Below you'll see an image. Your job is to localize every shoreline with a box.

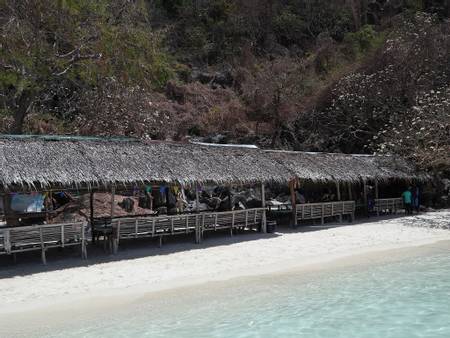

[1,239,449,337]
[0,211,449,333]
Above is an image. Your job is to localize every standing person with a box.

[402,187,413,215]
[413,186,420,213]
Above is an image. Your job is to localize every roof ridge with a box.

[0,134,139,143]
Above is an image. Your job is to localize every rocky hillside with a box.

[1,1,449,172]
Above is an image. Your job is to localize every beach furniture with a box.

[374,198,404,215]
[0,222,87,264]
[110,208,266,252]
[199,208,265,236]
[295,201,355,225]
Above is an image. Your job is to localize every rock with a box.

[118,198,134,213]
[157,206,167,215]
[191,68,234,88]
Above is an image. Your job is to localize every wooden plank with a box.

[289,180,297,226]
[375,181,380,216]
[195,185,200,213]
[363,182,368,215]
[110,186,116,219]
[261,183,267,233]
[90,191,95,243]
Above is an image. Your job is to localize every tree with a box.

[241,57,304,147]
[0,0,172,133]
[374,87,450,171]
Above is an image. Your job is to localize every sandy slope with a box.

[0,211,449,315]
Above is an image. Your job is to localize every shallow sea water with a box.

[24,248,450,338]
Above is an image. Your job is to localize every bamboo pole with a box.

[289,179,297,227]
[2,193,10,226]
[348,182,353,200]
[90,190,95,243]
[195,185,200,213]
[375,180,379,216]
[363,181,368,216]
[195,184,201,244]
[261,182,267,233]
[336,182,342,223]
[110,185,116,219]
[110,185,117,253]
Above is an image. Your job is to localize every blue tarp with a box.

[11,193,45,212]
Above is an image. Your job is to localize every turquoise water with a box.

[26,249,450,337]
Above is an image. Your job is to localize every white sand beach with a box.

[0,211,449,318]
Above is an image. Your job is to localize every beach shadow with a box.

[0,230,280,278]
[1,211,447,278]
[274,212,417,234]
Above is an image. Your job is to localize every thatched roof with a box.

[264,151,422,183]
[0,135,423,190]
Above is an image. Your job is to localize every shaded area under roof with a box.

[0,136,424,190]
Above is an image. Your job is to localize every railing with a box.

[295,201,355,225]
[111,208,266,252]
[0,222,87,264]
[374,198,404,215]
[267,203,291,212]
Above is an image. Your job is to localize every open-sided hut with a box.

[0,135,425,263]
[0,135,293,190]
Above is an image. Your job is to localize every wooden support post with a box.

[289,180,297,227]
[261,182,267,233]
[321,204,325,225]
[81,222,87,259]
[375,181,379,216]
[2,193,10,226]
[110,185,116,219]
[348,183,353,200]
[363,181,368,217]
[195,185,200,213]
[45,191,50,224]
[40,227,46,265]
[195,184,201,244]
[336,182,342,223]
[90,191,95,244]
[110,185,116,254]
[165,186,170,213]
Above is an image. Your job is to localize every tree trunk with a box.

[11,94,33,134]
[346,0,361,30]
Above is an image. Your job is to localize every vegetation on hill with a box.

[0,0,449,173]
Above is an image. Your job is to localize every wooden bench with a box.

[200,208,265,238]
[111,214,199,252]
[0,222,87,264]
[374,198,404,215]
[110,208,266,252]
[295,201,355,225]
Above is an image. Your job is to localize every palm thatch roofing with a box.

[264,150,422,183]
[0,135,424,191]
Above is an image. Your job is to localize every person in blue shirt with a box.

[402,187,413,215]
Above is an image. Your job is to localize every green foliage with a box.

[273,10,307,45]
[344,25,384,57]
[1,0,174,132]
[405,0,425,11]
